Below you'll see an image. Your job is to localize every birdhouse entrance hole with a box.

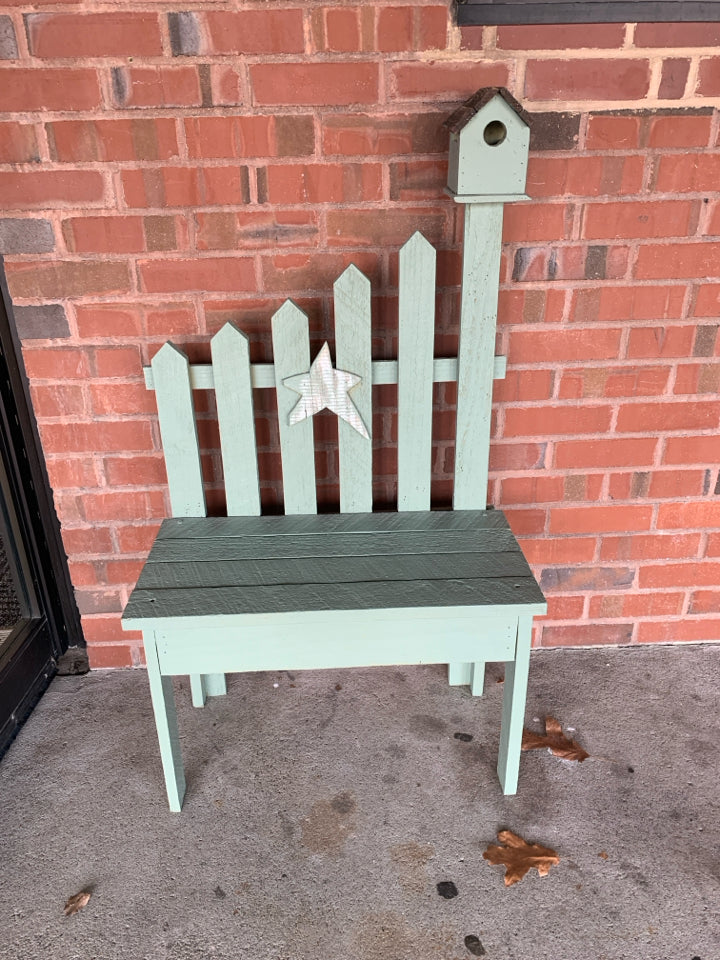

[483,120,507,146]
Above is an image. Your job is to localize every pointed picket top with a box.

[400,229,435,259]
[151,340,205,517]
[211,322,260,517]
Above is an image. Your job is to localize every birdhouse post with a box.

[444,88,531,511]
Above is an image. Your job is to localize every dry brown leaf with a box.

[521,716,589,762]
[63,891,91,916]
[483,830,559,886]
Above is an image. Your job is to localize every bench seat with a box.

[123,508,545,809]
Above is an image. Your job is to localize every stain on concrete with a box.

[301,791,357,855]
[389,842,434,893]
[408,714,447,742]
[354,912,464,960]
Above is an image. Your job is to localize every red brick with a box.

[573,285,686,323]
[27,12,161,57]
[493,369,554,402]
[626,325,694,359]
[121,167,249,208]
[46,457,97,489]
[504,508,547,536]
[673,362,720,395]
[488,442,546,471]
[377,6,412,51]
[689,590,720,614]
[657,502,720,530]
[497,289,566,326]
[30,383,85,418]
[265,163,382,204]
[499,476,565,504]
[542,623,633,646]
[48,119,179,163]
[144,304,198,337]
[185,115,314,159]
[663,435,720,465]
[658,59,691,100]
[75,305,142,339]
[583,200,695,240]
[7,261,129,300]
[252,62,378,106]
[204,9,304,54]
[22,347,90,380]
[103,455,166,487]
[519,537,596,565]
[83,490,165,523]
[115,67,201,109]
[139,257,256,294]
[498,23,624,49]
[92,346,142,378]
[694,284,720,317]
[559,366,670,399]
[697,58,720,97]
[504,404,611,438]
[635,22,720,45]
[322,112,448,157]
[115,523,161,554]
[90,383,156,417]
[550,505,652,535]
[527,156,644,198]
[63,217,145,255]
[555,437,657,469]
[655,154,720,193]
[600,533,700,561]
[640,561,720,588]
[0,68,101,112]
[585,115,640,150]
[636,243,720,280]
[648,115,711,148]
[617,400,719,433]
[637,618,720,644]
[392,61,508,99]
[0,123,39,163]
[87,644,134,669]
[0,171,105,209]
[525,59,650,101]
[197,210,319,251]
[40,421,152,456]
[388,159,447,201]
[418,6,448,49]
[508,328,621,364]
[591,592,683,618]
[503,203,569,243]
[321,7,362,52]
[543,596,585,620]
[648,470,706,498]
[540,565,635,592]
[261,251,379,294]
[326,208,447,247]
[82,616,140,645]
[62,526,113,556]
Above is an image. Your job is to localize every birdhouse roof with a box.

[443,87,532,135]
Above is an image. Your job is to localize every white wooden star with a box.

[283,341,370,439]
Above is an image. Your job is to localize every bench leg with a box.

[497,615,533,796]
[190,672,227,707]
[448,661,485,695]
[145,633,186,812]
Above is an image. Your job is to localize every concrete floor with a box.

[1,644,718,960]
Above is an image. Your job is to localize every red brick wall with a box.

[1,2,719,666]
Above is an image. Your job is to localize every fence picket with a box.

[272,301,317,515]
[151,342,205,517]
[334,265,372,513]
[211,322,260,517]
[398,231,436,511]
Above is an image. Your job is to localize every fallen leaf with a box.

[598,850,609,860]
[63,891,91,916]
[522,716,589,762]
[483,830,559,886]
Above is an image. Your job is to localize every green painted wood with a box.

[453,202,504,511]
[398,232,436,512]
[334,265,372,513]
[205,672,227,696]
[144,356,506,391]
[151,342,205,518]
[211,323,260,517]
[135,550,534,591]
[448,662,473,685]
[190,673,207,707]
[154,508,512,540]
[471,662,485,696]
[497,614,533,795]
[143,632,185,811]
[153,616,516,675]
[271,301,316,515]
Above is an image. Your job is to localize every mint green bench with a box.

[122,228,546,811]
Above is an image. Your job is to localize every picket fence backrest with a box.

[145,229,506,520]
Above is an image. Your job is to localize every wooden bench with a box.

[122,230,546,811]
[122,89,546,811]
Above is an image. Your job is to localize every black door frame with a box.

[0,258,83,756]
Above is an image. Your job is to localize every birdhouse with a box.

[445,87,531,202]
